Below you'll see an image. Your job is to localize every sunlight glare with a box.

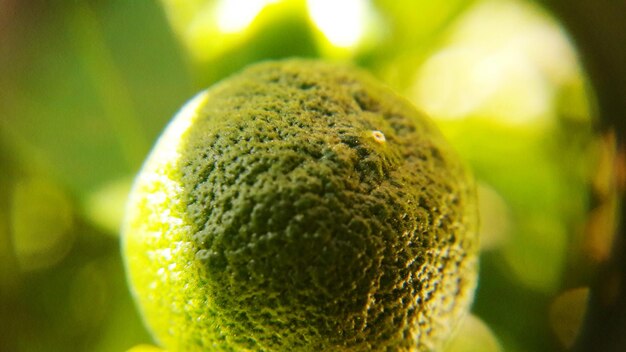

[307,0,368,48]
[412,0,579,126]
[215,0,278,33]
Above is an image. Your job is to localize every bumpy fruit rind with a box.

[123,59,479,351]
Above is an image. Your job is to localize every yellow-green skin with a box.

[122,59,478,351]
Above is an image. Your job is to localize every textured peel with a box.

[123,59,479,351]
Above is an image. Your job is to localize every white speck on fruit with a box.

[371,130,386,143]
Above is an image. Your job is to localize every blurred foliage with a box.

[0,1,188,351]
[0,0,615,351]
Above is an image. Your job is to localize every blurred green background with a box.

[0,0,620,351]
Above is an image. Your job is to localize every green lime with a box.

[122,59,478,351]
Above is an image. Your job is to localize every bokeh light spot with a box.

[84,177,133,236]
[549,287,590,349]
[477,183,511,251]
[10,178,74,271]
[307,0,369,48]
[444,314,502,352]
[411,0,580,126]
[216,0,278,33]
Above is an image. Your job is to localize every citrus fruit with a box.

[122,59,479,351]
